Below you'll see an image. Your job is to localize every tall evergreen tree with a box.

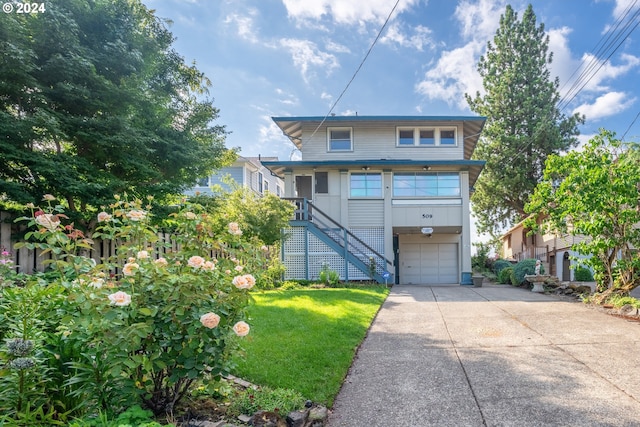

[0,0,234,220]
[466,4,583,235]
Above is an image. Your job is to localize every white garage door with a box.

[400,243,458,284]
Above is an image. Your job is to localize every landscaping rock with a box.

[619,304,639,317]
[286,409,308,427]
[250,410,287,427]
[307,406,328,424]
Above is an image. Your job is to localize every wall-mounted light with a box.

[421,227,433,235]
[423,166,431,171]
[362,166,370,171]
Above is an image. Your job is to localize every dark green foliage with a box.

[466,4,583,234]
[511,259,544,286]
[498,267,514,284]
[0,0,233,224]
[574,266,594,282]
[493,259,512,275]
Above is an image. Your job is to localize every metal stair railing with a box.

[286,198,393,282]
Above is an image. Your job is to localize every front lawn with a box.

[231,286,389,406]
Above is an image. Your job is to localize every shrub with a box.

[493,259,512,275]
[607,295,640,309]
[318,263,340,287]
[574,266,594,282]
[498,267,513,284]
[511,259,544,286]
[5,196,262,419]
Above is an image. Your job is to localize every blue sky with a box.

[142,0,640,162]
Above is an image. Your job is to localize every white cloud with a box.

[279,38,340,83]
[414,0,508,109]
[571,53,640,93]
[380,23,435,51]
[455,0,508,41]
[281,0,418,26]
[325,40,351,54]
[224,9,260,43]
[415,41,485,110]
[254,116,300,160]
[612,0,638,19]
[573,91,636,120]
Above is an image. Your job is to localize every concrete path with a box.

[327,284,640,427]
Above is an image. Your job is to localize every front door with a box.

[295,176,313,219]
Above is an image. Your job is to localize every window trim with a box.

[327,127,353,152]
[395,126,458,147]
[392,172,461,198]
[349,172,383,199]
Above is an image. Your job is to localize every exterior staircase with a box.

[286,198,394,284]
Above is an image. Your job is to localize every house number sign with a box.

[422,213,433,219]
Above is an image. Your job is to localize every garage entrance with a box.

[400,242,458,284]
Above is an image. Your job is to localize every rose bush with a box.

[2,195,263,421]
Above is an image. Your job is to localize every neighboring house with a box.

[262,115,486,285]
[184,156,283,197]
[500,218,590,281]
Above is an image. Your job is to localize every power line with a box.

[558,0,640,112]
[622,110,640,140]
[289,0,401,158]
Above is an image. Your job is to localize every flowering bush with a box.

[2,195,262,419]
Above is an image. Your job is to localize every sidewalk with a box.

[327,284,640,427]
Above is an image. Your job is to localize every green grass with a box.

[231,286,389,406]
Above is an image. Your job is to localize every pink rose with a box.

[137,250,150,259]
[155,257,168,267]
[228,222,242,236]
[200,312,221,329]
[233,274,255,290]
[97,211,112,222]
[233,321,250,337]
[108,291,131,306]
[187,256,205,269]
[122,262,139,276]
[126,209,147,221]
[202,261,216,271]
[35,213,60,231]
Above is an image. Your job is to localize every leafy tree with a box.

[466,4,583,235]
[209,185,295,246]
[525,130,640,299]
[0,0,234,224]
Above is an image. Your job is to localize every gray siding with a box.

[300,121,465,161]
[348,200,384,226]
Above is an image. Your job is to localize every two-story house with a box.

[184,156,283,197]
[500,217,591,282]
[262,115,486,285]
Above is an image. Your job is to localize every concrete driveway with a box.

[327,284,640,427]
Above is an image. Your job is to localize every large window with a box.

[396,127,457,146]
[350,173,382,198]
[328,127,352,151]
[393,172,460,197]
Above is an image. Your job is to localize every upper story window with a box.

[197,176,210,186]
[350,172,382,198]
[393,172,460,197]
[258,172,264,193]
[396,127,457,147]
[328,127,353,151]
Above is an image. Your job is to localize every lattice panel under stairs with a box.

[282,226,385,281]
